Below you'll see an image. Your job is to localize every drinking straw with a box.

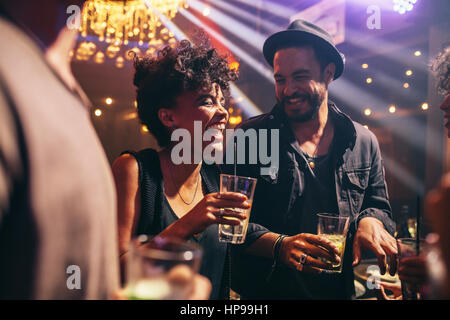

[234,141,237,176]
[416,195,421,255]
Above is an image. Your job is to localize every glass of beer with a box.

[218,174,257,244]
[125,235,203,300]
[317,214,350,273]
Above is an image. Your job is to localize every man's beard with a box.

[279,79,327,123]
[281,93,321,123]
[280,89,325,123]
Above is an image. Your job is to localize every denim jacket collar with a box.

[269,100,357,154]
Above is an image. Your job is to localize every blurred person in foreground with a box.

[377,45,450,300]
[0,0,211,299]
[0,0,118,299]
[112,36,248,299]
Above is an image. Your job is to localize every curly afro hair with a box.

[133,35,238,147]
[431,45,450,96]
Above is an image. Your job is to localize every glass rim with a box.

[220,173,258,183]
[397,238,427,243]
[131,235,203,262]
[317,213,350,221]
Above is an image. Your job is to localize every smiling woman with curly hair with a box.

[133,37,237,147]
[111,35,247,299]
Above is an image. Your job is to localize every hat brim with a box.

[263,29,344,80]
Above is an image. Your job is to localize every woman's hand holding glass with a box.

[179,192,250,236]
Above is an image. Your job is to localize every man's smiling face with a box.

[273,46,329,123]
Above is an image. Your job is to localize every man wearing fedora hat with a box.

[226,20,397,299]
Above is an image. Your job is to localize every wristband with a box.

[272,234,286,262]
[266,234,287,283]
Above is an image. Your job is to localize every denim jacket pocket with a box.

[344,167,371,191]
[344,167,371,214]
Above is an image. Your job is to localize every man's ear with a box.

[323,63,336,85]
[158,108,175,128]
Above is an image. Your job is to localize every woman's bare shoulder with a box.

[112,153,139,184]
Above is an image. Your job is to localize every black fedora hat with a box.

[263,19,345,79]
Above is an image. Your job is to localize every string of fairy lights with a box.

[358,49,429,130]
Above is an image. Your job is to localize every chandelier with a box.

[392,0,418,14]
[73,0,188,67]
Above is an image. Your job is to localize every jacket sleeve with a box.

[356,132,396,235]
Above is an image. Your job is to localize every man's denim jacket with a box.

[223,102,396,298]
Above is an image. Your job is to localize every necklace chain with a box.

[303,141,320,169]
[303,124,331,169]
[168,165,200,205]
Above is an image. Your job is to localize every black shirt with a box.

[125,149,229,300]
[293,149,339,235]
[159,183,228,300]
[286,138,348,299]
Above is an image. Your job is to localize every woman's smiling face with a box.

[163,83,229,159]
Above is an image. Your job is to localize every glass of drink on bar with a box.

[218,174,257,244]
[397,238,429,300]
[317,214,350,273]
[125,235,203,300]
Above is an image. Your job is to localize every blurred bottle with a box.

[395,205,412,238]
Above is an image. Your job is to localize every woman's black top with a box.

[123,148,229,300]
